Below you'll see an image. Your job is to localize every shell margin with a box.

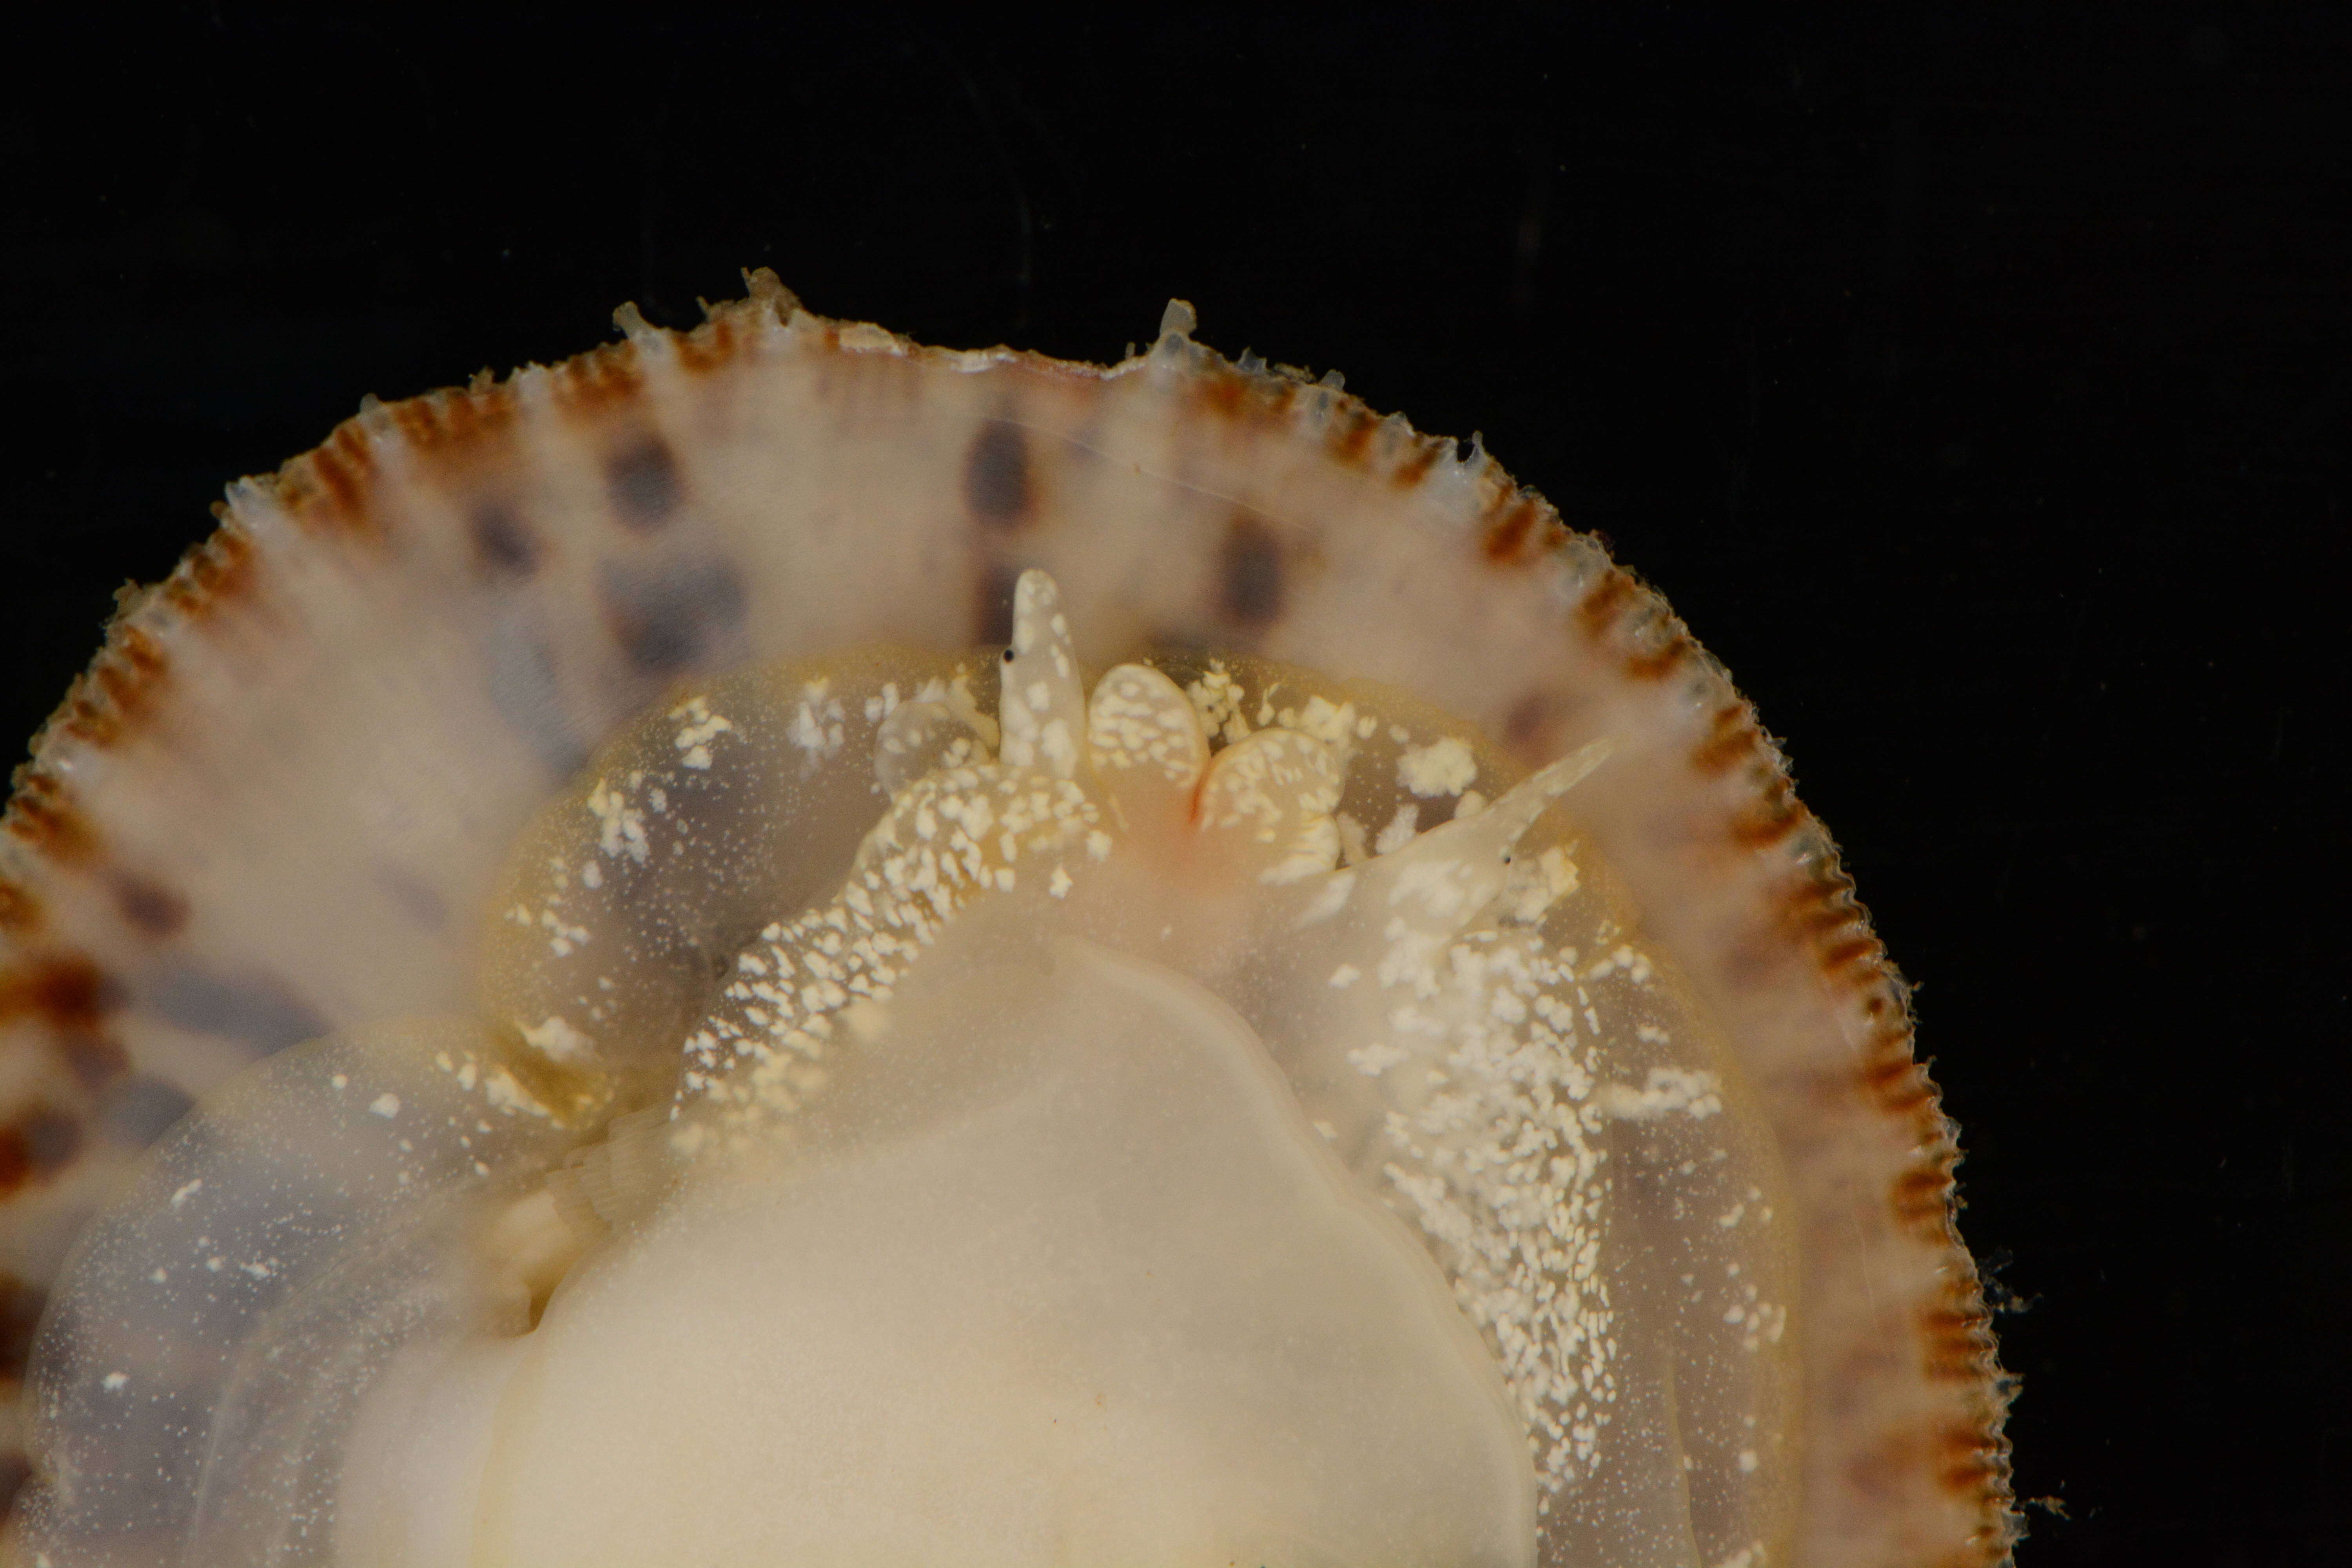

[0,269,2017,1563]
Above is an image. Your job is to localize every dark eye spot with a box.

[964,422,1032,530]
[606,435,682,530]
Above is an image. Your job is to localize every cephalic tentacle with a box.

[995,570,1087,779]
[1314,739,1615,954]
[675,572,1110,1150]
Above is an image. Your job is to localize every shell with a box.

[0,274,2012,1565]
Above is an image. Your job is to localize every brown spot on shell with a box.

[1191,365,1250,422]
[1219,514,1286,629]
[145,969,326,1056]
[1195,359,1308,425]
[60,1031,129,1091]
[277,421,379,533]
[1728,783,1806,848]
[0,1108,81,1196]
[1762,835,1965,1192]
[1891,1149,1963,1244]
[97,1074,194,1147]
[1931,1415,2013,1507]
[674,309,746,375]
[1816,930,1880,979]
[469,501,541,579]
[597,559,747,675]
[1920,1279,2000,1384]
[1388,436,1444,488]
[2,774,98,866]
[1324,402,1377,465]
[0,1453,27,1518]
[550,339,648,413]
[1561,559,1693,681]
[1575,568,1637,642]
[113,876,190,940]
[1621,630,1694,682]
[1779,869,1863,946]
[0,1272,42,1385]
[606,434,683,530]
[964,422,1034,531]
[159,524,258,622]
[1501,693,1560,760]
[1482,497,1543,566]
[312,430,369,516]
[1691,704,1763,776]
[0,956,125,1089]
[1849,1416,2009,1514]
[0,882,35,937]
[53,627,170,748]
[1859,1023,1938,1118]
[388,381,521,457]
[1847,1420,2013,1568]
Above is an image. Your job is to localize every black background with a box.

[2,8,2345,1564]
